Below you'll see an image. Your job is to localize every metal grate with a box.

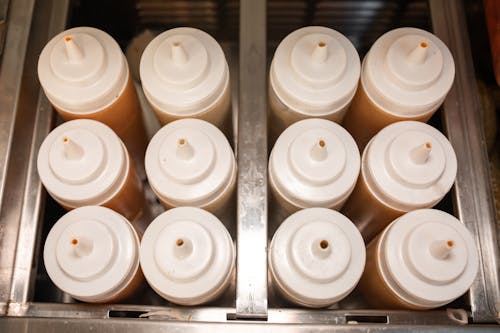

[268,0,430,55]
[70,0,429,51]
[135,0,239,40]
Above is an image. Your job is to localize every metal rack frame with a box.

[0,0,498,330]
[429,0,500,323]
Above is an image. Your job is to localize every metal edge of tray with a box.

[0,302,462,324]
[429,0,500,324]
[0,301,483,326]
[3,317,498,333]
[1,316,500,332]
[7,0,70,315]
[0,0,498,330]
[235,0,268,319]
[0,0,39,316]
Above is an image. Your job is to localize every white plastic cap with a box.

[364,121,457,211]
[269,208,366,307]
[269,119,360,210]
[145,118,236,208]
[363,27,455,117]
[37,119,128,208]
[140,207,235,305]
[43,206,141,302]
[140,27,229,116]
[270,26,360,116]
[378,209,479,308]
[38,27,128,113]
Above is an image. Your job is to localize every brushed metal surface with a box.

[1,316,499,332]
[0,0,36,316]
[235,0,268,319]
[6,0,70,315]
[6,302,473,325]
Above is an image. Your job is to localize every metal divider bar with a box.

[429,0,500,324]
[0,0,37,316]
[7,0,70,315]
[236,0,268,319]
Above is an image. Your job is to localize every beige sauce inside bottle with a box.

[341,171,405,242]
[358,234,426,310]
[342,80,431,150]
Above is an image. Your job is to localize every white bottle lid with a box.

[37,27,128,113]
[43,206,141,303]
[363,27,455,117]
[140,27,229,116]
[270,26,360,116]
[140,207,235,305]
[269,119,360,210]
[37,119,128,208]
[145,118,236,208]
[378,209,479,308]
[364,121,457,211]
[269,208,365,307]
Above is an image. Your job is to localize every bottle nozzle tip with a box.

[410,142,432,164]
[174,238,193,259]
[171,42,188,65]
[310,138,328,161]
[311,239,332,258]
[176,138,194,160]
[312,41,328,63]
[71,236,93,257]
[64,35,84,64]
[63,137,84,160]
[430,239,454,260]
[407,41,429,65]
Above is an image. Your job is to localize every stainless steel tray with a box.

[0,0,498,331]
